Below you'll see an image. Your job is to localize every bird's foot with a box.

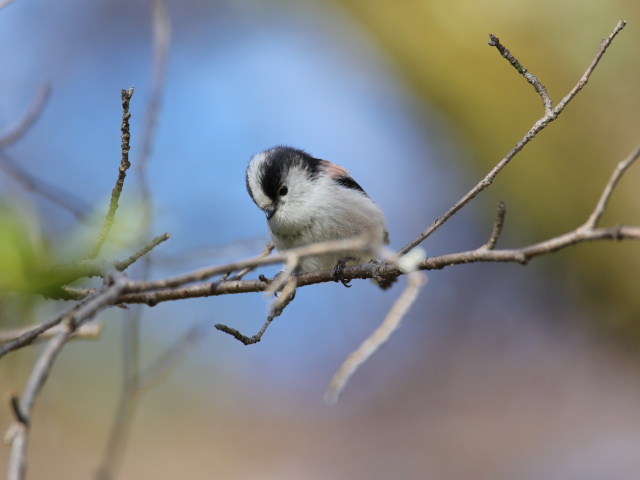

[333,256,357,288]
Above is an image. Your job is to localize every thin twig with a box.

[397,20,627,257]
[30,234,171,301]
[0,322,103,344]
[215,275,298,345]
[113,233,170,271]
[0,152,89,220]
[488,34,552,113]
[137,322,212,392]
[0,84,51,147]
[582,142,640,230]
[264,256,299,297]
[85,88,134,259]
[268,276,297,318]
[555,20,627,113]
[324,271,427,405]
[227,242,275,280]
[0,290,102,359]
[215,316,275,345]
[95,306,139,480]
[136,0,171,197]
[482,201,507,250]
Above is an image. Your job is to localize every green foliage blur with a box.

[0,201,51,293]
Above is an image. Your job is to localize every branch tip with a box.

[9,390,28,426]
[214,324,261,345]
[483,201,507,250]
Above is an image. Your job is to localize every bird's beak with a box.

[265,206,276,220]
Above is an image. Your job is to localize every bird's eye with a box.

[278,186,288,196]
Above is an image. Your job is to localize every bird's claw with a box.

[333,256,357,288]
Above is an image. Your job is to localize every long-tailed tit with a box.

[246,146,391,287]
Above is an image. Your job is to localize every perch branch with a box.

[117,225,640,306]
[127,236,376,293]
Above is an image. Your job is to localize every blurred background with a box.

[1,0,640,479]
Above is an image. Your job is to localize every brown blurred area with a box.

[4,296,640,480]
[2,1,640,479]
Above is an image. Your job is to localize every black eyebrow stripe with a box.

[335,175,368,196]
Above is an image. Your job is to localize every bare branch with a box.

[85,87,134,260]
[324,271,427,405]
[397,20,627,257]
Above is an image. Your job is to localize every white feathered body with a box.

[246,146,389,273]
[268,173,387,272]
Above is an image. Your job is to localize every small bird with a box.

[246,146,391,286]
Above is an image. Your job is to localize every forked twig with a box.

[215,274,298,345]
